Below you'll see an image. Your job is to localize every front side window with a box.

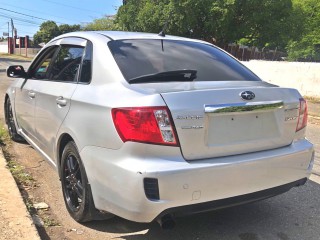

[108,39,261,83]
[49,45,84,82]
[30,46,59,80]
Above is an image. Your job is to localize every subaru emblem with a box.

[240,91,255,101]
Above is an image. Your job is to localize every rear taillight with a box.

[296,98,308,132]
[112,107,179,146]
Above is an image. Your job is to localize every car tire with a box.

[61,141,94,222]
[5,99,25,142]
[61,141,113,222]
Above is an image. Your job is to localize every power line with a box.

[14,21,40,26]
[14,22,41,27]
[0,16,41,26]
[0,2,80,23]
[0,14,41,26]
[0,12,42,24]
[0,7,67,24]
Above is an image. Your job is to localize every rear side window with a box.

[79,41,93,83]
[49,45,84,82]
[108,39,261,83]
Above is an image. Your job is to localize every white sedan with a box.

[4,31,314,229]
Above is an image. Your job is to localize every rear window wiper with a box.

[128,70,197,84]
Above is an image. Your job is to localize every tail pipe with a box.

[157,214,176,230]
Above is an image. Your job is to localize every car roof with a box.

[50,31,209,44]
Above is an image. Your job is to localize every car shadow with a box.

[84,216,153,233]
[81,180,320,239]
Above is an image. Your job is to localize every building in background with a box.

[0,41,8,53]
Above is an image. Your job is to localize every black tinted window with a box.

[30,46,58,80]
[108,40,260,83]
[49,45,84,82]
[79,41,92,83]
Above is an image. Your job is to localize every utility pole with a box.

[10,18,14,54]
[11,19,14,39]
[7,22,9,39]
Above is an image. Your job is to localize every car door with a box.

[34,37,87,163]
[14,45,59,141]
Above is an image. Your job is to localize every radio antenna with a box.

[158,12,172,37]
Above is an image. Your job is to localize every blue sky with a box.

[0,0,122,38]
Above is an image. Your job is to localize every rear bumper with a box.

[80,138,314,223]
[157,177,308,219]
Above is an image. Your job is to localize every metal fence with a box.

[222,44,286,61]
[13,47,41,58]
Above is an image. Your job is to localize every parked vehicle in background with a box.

[4,31,314,229]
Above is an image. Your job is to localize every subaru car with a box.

[4,31,314,228]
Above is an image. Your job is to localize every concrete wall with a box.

[242,60,320,98]
[0,44,8,53]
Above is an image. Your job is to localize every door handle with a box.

[56,96,67,107]
[28,91,35,98]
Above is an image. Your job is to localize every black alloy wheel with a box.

[63,154,83,212]
[61,141,93,222]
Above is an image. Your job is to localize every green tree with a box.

[226,0,293,49]
[33,21,60,44]
[287,0,320,61]
[115,0,293,49]
[82,18,117,31]
[59,24,81,34]
[116,0,234,45]
[33,21,81,44]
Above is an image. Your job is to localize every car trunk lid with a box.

[159,85,300,160]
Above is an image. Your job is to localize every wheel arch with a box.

[57,133,75,178]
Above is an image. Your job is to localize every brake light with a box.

[112,107,179,146]
[296,98,308,132]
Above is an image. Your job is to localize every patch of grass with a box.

[6,156,35,187]
[304,96,320,103]
[0,125,61,231]
[25,197,36,214]
[42,215,61,227]
[0,127,9,145]
[0,127,34,187]
[0,53,33,61]
[1,127,36,207]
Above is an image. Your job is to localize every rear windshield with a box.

[108,39,261,83]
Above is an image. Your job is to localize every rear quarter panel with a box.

[57,82,167,154]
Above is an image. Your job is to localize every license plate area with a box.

[205,111,281,146]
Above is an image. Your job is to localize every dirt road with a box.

[1,59,320,240]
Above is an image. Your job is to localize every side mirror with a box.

[6,65,27,78]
